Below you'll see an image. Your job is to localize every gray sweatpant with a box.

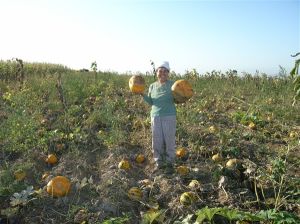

[151,115,176,165]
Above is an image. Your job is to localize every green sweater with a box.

[143,80,176,117]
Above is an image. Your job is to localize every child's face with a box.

[157,67,169,83]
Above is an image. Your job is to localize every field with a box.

[0,61,299,223]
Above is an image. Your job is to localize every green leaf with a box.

[292,75,300,84]
[141,209,166,224]
[195,207,222,223]
[217,208,242,220]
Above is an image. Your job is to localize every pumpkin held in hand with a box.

[47,176,71,197]
[129,75,145,94]
[171,79,193,103]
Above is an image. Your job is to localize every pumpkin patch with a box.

[1,63,299,223]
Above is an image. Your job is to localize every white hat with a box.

[156,61,170,71]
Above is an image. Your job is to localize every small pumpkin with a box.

[40,118,49,125]
[45,154,58,165]
[128,187,143,201]
[171,79,193,103]
[135,154,145,163]
[176,147,187,158]
[14,170,26,181]
[226,158,239,169]
[46,176,71,197]
[129,75,145,94]
[208,125,218,134]
[176,165,189,176]
[118,159,131,170]
[180,192,197,206]
[188,180,201,189]
[289,131,298,138]
[248,122,256,130]
[212,153,222,163]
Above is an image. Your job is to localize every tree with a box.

[91,61,97,73]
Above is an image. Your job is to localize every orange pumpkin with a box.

[176,147,187,158]
[212,153,222,163]
[135,154,145,163]
[46,176,71,197]
[40,118,49,125]
[128,187,143,200]
[129,75,145,94]
[226,158,239,169]
[118,159,131,170]
[171,80,193,103]
[176,165,189,176]
[188,180,201,189]
[248,122,256,130]
[180,192,197,206]
[45,154,58,165]
[14,170,26,181]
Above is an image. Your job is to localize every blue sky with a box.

[0,0,299,75]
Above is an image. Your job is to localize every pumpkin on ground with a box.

[176,147,187,158]
[209,125,218,134]
[14,170,26,181]
[129,75,145,94]
[45,154,58,165]
[180,192,197,206]
[128,187,143,201]
[188,180,201,189]
[118,159,131,170]
[212,153,222,163]
[135,154,145,163]
[226,158,239,169]
[46,176,71,197]
[248,122,256,130]
[176,165,189,176]
[289,131,298,138]
[171,79,193,103]
[40,118,49,126]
